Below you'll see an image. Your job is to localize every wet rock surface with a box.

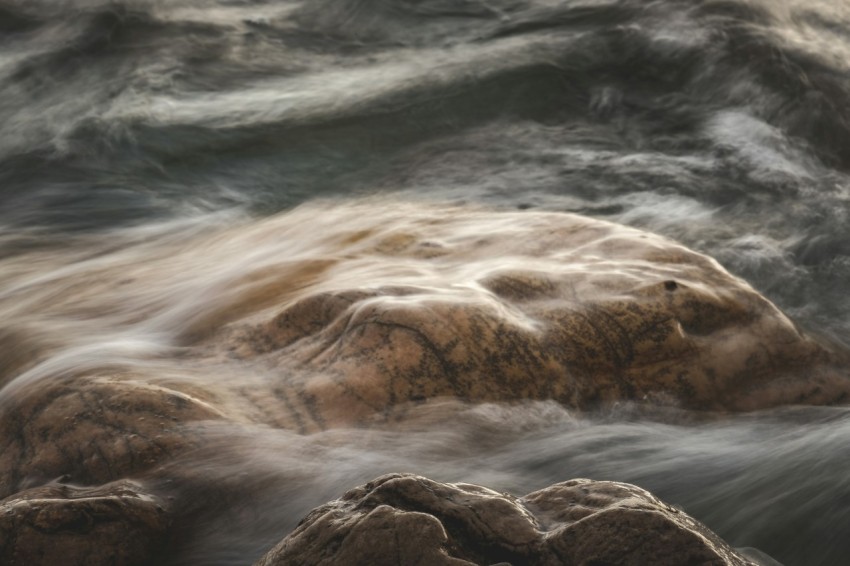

[0,207,843,564]
[0,375,223,500]
[222,209,850,429]
[0,480,169,566]
[255,473,756,566]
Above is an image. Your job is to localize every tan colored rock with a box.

[255,473,756,566]
[3,205,846,448]
[0,374,224,500]
[220,206,850,428]
[0,204,844,564]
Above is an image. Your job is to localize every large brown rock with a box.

[255,473,756,566]
[3,204,846,449]
[219,205,850,429]
[0,203,845,563]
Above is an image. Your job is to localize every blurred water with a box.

[150,402,850,565]
[2,0,850,564]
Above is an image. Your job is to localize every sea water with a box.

[2,1,850,564]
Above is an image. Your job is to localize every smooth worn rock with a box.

[0,374,224,500]
[255,473,756,566]
[221,205,850,428]
[0,480,169,566]
[0,204,844,564]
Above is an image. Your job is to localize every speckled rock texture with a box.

[255,473,756,566]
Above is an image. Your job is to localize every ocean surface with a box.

[2,0,850,564]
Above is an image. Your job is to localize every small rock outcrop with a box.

[256,473,756,566]
[0,480,169,566]
[0,375,222,500]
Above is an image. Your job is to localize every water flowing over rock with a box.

[256,473,756,566]
[217,205,850,427]
[0,204,844,563]
[4,0,850,561]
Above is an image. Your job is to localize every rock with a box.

[0,204,844,563]
[222,206,849,428]
[0,480,169,566]
[255,473,756,566]
[0,374,223,500]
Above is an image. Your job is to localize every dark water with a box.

[2,0,850,564]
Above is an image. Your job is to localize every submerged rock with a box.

[255,473,756,566]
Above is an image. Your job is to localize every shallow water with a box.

[2,0,850,564]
